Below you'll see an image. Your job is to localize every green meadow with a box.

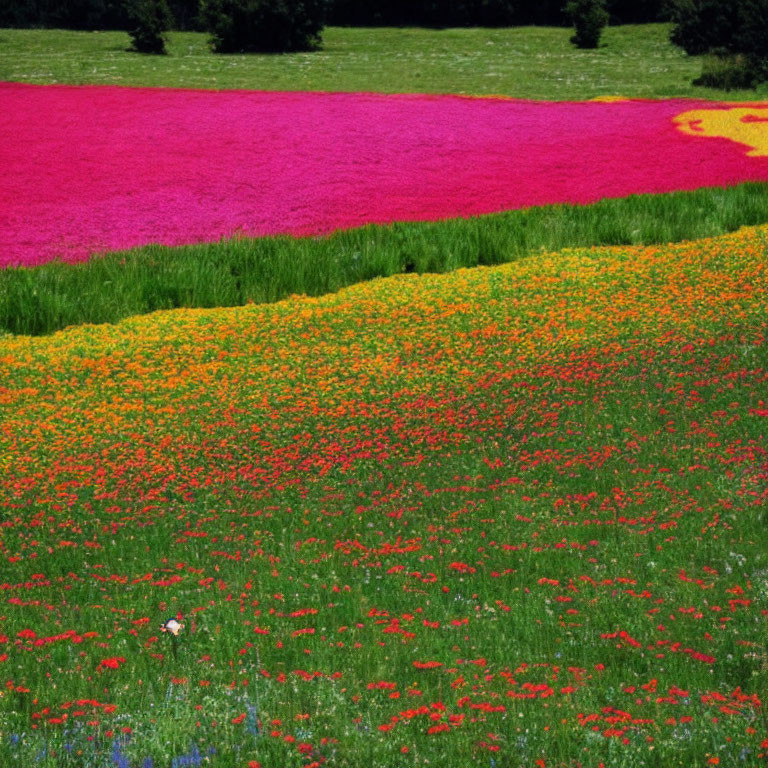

[1,24,768,100]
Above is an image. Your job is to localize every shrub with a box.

[733,0,768,70]
[128,0,173,54]
[565,0,609,49]
[668,0,741,55]
[200,0,328,53]
[693,49,758,90]
[669,0,768,87]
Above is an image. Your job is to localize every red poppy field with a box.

[1,220,767,766]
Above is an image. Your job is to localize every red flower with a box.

[98,657,126,670]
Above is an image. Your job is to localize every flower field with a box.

[2,83,768,268]
[1,219,767,766]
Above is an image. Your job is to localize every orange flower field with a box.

[1,223,766,766]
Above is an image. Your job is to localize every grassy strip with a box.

[2,25,768,100]
[3,181,768,336]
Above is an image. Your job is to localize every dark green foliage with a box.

[0,0,199,29]
[3,183,768,336]
[669,0,768,86]
[733,0,768,70]
[128,0,173,53]
[465,0,518,26]
[200,0,328,53]
[167,0,202,29]
[327,0,517,27]
[693,49,758,90]
[324,0,666,26]
[0,0,131,29]
[391,0,518,27]
[518,0,568,25]
[606,0,667,23]
[0,0,671,29]
[668,0,741,55]
[565,0,609,48]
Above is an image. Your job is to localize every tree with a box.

[668,0,740,55]
[733,0,768,73]
[607,0,667,24]
[201,0,328,53]
[565,0,609,49]
[128,0,173,54]
[669,0,768,88]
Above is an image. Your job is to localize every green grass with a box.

[3,182,768,336]
[2,24,768,100]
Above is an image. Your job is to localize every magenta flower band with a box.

[1,82,767,268]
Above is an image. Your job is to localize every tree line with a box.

[0,0,669,31]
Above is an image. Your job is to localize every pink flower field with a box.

[2,82,767,268]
